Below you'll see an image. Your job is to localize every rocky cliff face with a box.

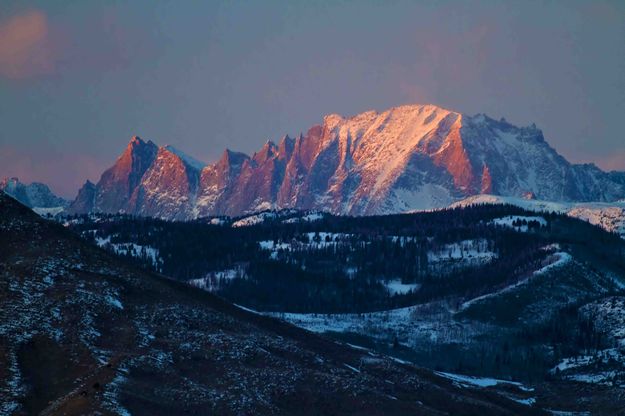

[68,137,203,219]
[69,104,625,219]
[129,146,201,220]
[67,180,96,214]
[93,136,159,213]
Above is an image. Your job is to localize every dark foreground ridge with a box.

[0,192,540,415]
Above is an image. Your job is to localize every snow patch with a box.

[460,251,572,310]
[105,294,124,310]
[435,371,531,390]
[32,206,65,217]
[427,239,497,267]
[188,267,246,292]
[491,215,547,232]
[384,280,420,295]
[95,236,163,271]
[282,212,325,224]
[232,212,277,227]
[454,194,625,238]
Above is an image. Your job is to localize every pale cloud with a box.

[0,9,55,79]
[0,7,155,81]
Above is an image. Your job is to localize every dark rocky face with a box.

[67,180,96,214]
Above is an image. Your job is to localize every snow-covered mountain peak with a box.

[70,104,625,219]
[0,177,68,209]
[322,113,345,129]
[321,104,460,153]
[163,145,207,170]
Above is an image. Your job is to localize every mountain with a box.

[69,104,625,219]
[67,180,96,214]
[68,136,158,215]
[68,138,204,220]
[0,193,542,415]
[0,177,68,214]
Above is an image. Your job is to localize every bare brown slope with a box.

[0,193,540,415]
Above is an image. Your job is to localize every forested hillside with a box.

[56,204,625,411]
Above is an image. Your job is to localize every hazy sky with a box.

[1,1,624,197]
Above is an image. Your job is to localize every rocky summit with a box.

[68,104,625,220]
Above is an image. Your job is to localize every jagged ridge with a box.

[68,104,625,219]
[0,177,68,209]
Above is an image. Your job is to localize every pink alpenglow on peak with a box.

[68,104,625,220]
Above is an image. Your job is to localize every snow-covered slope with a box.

[454,194,625,238]
[69,105,625,220]
[163,145,207,170]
